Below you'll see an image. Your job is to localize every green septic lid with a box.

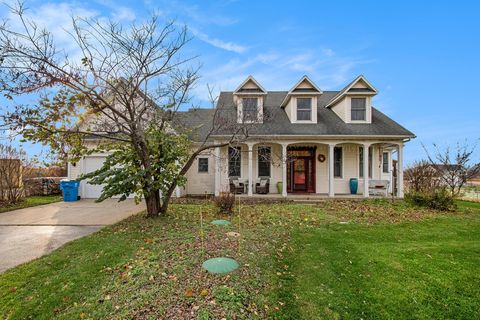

[211,219,231,225]
[202,257,239,274]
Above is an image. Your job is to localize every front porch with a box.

[236,193,381,201]
[213,139,405,198]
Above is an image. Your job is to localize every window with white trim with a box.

[242,97,258,122]
[257,146,271,177]
[334,147,342,178]
[198,158,208,173]
[351,98,366,121]
[296,98,312,121]
[359,146,373,178]
[382,152,389,173]
[228,147,241,177]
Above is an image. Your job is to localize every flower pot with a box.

[277,181,283,194]
[349,178,358,194]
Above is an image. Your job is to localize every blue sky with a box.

[1,0,479,164]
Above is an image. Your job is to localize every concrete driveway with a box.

[0,199,144,273]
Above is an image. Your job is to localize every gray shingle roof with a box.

[175,91,415,141]
[173,108,215,141]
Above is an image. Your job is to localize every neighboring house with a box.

[68,75,415,198]
[404,163,465,191]
[467,164,480,186]
[430,164,466,186]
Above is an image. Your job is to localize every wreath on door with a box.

[317,154,326,162]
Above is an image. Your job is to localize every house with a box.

[467,164,480,186]
[68,75,415,198]
[405,163,469,191]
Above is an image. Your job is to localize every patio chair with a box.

[256,177,270,194]
[229,177,244,194]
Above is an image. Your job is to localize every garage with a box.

[82,156,106,198]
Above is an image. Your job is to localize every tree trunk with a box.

[159,182,176,214]
[158,148,210,214]
[145,189,161,217]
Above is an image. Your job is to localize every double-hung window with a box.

[296,98,312,121]
[242,98,258,122]
[359,146,373,178]
[382,152,389,173]
[351,98,366,121]
[257,146,271,177]
[228,146,241,177]
[198,158,208,173]
[334,147,342,178]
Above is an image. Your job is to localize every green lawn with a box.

[0,200,479,319]
[0,195,62,214]
[273,209,480,319]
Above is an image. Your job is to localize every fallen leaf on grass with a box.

[185,289,194,297]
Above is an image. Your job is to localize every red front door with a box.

[294,158,307,191]
[288,156,315,193]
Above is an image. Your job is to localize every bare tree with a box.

[0,2,252,216]
[423,141,480,197]
[0,144,29,204]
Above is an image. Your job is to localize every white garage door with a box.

[83,156,106,199]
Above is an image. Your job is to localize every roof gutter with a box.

[209,134,416,139]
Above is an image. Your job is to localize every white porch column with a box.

[247,143,253,196]
[363,143,370,197]
[328,144,335,197]
[214,145,220,196]
[397,143,404,198]
[282,144,288,197]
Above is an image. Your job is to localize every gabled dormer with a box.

[233,76,267,124]
[325,75,378,124]
[281,76,322,124]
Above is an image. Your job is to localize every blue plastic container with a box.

[60,180,80,202]
[349,178,358,194]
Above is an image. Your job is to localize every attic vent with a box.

[348,88,375,93]
[237,88,263,93]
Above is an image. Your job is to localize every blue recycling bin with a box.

[60,180,80,202]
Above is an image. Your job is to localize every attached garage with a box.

[67,155,135,199]
[82,156,106,198]
[67,155,107,199]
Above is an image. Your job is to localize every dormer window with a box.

[325,75,377,124]
[351,98,366,121]
[281,76,321,123]
[242,97,258,122]
[233,76,267,124]
[296,98,312,121]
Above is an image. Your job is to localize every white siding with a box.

[184,150,215,195]
[330,96,372,124]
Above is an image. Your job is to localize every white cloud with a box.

[322,48,335,57]
[111,7,136,22]
[144,1,238,27]
[5,2,99,52]
[181,4,238,26]
[2,1,140,61]
[190,27,247,54]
